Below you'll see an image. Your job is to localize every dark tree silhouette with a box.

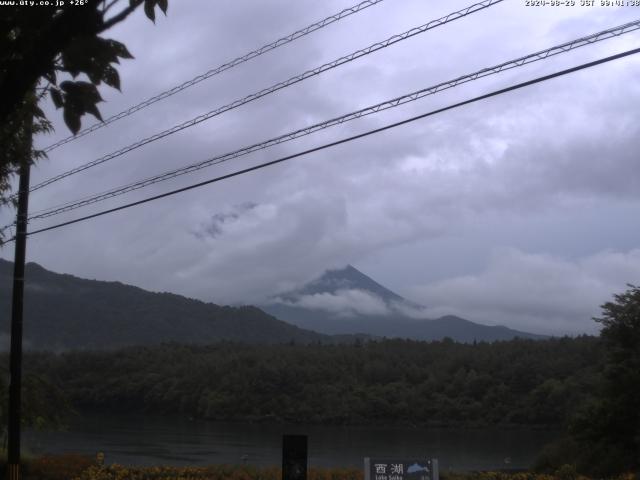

[568,285,640,476]
[0,0,168,212]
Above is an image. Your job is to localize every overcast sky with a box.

[2,0,640,335]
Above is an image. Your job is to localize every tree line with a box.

[9,336,602,428]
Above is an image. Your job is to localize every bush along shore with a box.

[2,455,637,480]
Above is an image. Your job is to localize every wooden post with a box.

[7,154,31,480]
[282,434,307,480]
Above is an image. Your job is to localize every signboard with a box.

[364,459,438,480]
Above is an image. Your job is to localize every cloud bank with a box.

[409,248,640,335]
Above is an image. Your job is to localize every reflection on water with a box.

[25,413,558,471]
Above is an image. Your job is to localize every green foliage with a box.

[533,437,582,474]
[440,473,619,480]
[543,285,640,476]
[68,464,356,480]
[0,368,73,454]
[0,91,52,214]
[1,0,167,130]
[6,336,603,428]
[22,454,95,480]
[0,0,169,215]
[50,36,136,132]
[553,464,578,480]
[3,460,638,480]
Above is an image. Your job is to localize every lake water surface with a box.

[25,413,558,471]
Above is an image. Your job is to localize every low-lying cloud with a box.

[275,288,391,317]
[408,248,640,335]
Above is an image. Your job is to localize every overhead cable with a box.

[14,46,640,240]
[42,0,387,153]
[26,0,504,195]
[26,19,640,221]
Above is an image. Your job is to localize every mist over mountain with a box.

[0,259,330,351]
[0,259,544,351]
[262,265,546,342]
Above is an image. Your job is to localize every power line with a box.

[41,0,387,153]
[25,19,640,221]
[26,0,504,195]
[16,46,640,241]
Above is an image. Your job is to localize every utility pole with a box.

[7,136,32,480]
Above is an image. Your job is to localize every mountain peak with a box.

[262,264,546,342]
[1,259,48,276]
[299,264,405,303]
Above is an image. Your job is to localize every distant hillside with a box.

[0,259,329,350]
[263,265,546,342]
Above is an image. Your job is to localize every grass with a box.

[0,455,636,480]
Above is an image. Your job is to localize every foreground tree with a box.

[0,0,169,220]
[570,285,640,475]
[0,371,71,451]
[1,2,170,473]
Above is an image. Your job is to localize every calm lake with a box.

[25,413,558,471]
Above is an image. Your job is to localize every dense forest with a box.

[9,336,602,428]
[3,283,639,476]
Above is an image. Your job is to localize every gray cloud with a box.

[2,0,640,334]
[277,289,391,317]
[192,202,258,239]
[408,248,640,335]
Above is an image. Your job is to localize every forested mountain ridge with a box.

[263,265,546,341]
[0,259,330,350]
[0,259,544,350]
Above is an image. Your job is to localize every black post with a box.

[282,434,307,480]
[7,160,31,480]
